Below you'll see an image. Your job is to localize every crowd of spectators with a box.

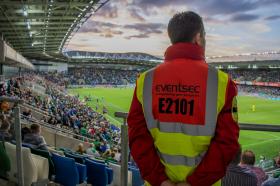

[0,74,122,162]
[225,69,280,82]
[67,68,138,85]
[35,68,139,87]
[238,85,280,97]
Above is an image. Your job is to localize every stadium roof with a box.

[207,51,280,63]
[0,0,109,62]
[64,50,162,64]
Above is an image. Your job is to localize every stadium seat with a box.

[30,147,55,179]
[108,162,132,186]
[4,142,49,185]
[89,157,106,164]
[129,166,144,186]
[64,151,85,164]
[51,153,86,186]
[85,158,113,186]
[76,162,87,184]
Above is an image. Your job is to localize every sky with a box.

[66,0,280,58]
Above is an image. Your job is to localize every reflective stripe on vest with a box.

[159,151,206,166]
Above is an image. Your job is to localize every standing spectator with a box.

[240,150,268,186]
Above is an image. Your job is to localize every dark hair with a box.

[30,123,40,133]
[241,150,256,165]
[0,119,10,130]
[168,11,204,44]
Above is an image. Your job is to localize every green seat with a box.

[30,148,55,179]
[0,141,10,178]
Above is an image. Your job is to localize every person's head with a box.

[0,120,10,131]
[78,143,84,151]
[30,123,41,134]
[231,146,242,165]
[168,11,205,50]
[241,150,256,165]
[111,152,115,158]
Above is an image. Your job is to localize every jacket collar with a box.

[164,42,205,61]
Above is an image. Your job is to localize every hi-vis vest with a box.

[136,59,229,186]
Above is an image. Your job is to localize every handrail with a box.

[20,115,94,143]
[0,96,23,104]
[239,123,280,132]
[22,102,53,117]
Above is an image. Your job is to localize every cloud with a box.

[207,34,240,41]
[124,23,165,34]
[230,14,260,22]
[130,0,280,17]
[94,2,118,18]
[200,0,259,16]
[245,23,271,33]
[265,15,280,20]
[128,7,146,21]
[78,21,124,38]
[125,33,149,39]
[79,21,120,33]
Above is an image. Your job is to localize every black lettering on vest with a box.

[159,98,165,113]
[165,98,173,114]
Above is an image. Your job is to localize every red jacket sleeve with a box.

[187,79,240,186]
[127,87,168,186]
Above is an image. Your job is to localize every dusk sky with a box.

[67,0,280,58]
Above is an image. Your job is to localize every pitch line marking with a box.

[243,138,280,147]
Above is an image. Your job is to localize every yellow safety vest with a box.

[136,64,229,186]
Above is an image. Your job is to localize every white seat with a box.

[32,154,48,180]
[108,162,132,186]
[4,142,49,186]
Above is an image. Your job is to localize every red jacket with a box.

[127,43,240,186]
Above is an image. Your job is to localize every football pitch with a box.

[69,87,280,161]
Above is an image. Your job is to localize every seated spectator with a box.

[21,127,31,140]
[102,149,111,159]
[222,147,257,186]
[0,119,12,141]
[23,124,48,151]
[85,143,100,157]
[262,177,280,186]
[274,152,280,167]
[76,143,85,154]
[113,148,121,162]
[22,109,32,120]
[240,150,268,186]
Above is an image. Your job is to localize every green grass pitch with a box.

[69,87,280,161]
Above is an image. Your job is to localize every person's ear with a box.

[193,32,202,45]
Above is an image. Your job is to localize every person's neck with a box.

[164,42,205,61]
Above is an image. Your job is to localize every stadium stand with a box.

[0,0,279,185]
